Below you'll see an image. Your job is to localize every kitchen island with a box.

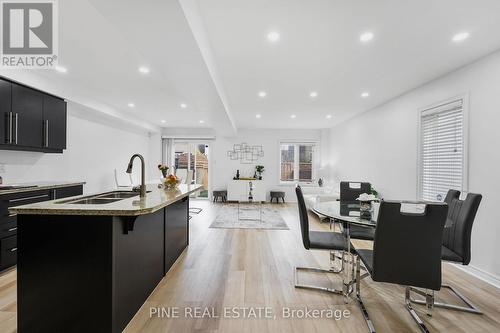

[9,184,202,333]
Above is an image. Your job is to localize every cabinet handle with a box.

[44,119,49,147]
[7,227,17,232]
[8,112,13,144]
[14,113,18,144]
[8,194,49,203]
[10,247,17,252]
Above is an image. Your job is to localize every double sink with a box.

[57,191,141,205]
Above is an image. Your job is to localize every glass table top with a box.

[313,201,377,228]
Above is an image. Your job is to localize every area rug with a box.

[210,204,289,230]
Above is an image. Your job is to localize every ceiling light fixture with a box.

[258,91,267,98]
[452,32,470,43]
[326,115,332,119]
[290,115,296,119]
[256,114,261,119]
[309,91,318,98]
[138,66,150,74]
[267,31,280,42]
[55,66,67,73]
[161,120,166,124]
[361,92,370,98]
[127,102,135,108]
[199,120,205,124]
[359,31,374,43]
[180,103,187,108]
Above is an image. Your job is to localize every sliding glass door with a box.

[173,141,209,199]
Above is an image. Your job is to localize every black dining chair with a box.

[339,181,376,240]
[294,185,356,295]
[356,200,448,333]
[410,190,483,314]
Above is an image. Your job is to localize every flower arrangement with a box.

[158,164,169,178]
[163,174,180,190]
[255,165,265,179]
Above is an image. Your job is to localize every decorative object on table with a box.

[255,165,265,180]
[163,174,181,190]
[356,193,379,220]
[318,177,324,187]
[210,204,289,230]
[157,164,169,178]
[233,169,240,180]
[270,191,285,203]
[227,143,264,164]
[213,190,227,202]
[370,185,379,198]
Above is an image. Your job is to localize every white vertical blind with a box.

[419,99,464,201]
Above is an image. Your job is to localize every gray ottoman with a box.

[213,190,227,202]
[270,191,285,203]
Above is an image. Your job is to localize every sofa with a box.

[301,186,339,219]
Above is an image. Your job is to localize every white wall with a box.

[0,102,158,194]
[327,50,500,284]
[212,128,322,202]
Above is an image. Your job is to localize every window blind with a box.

[419,99,464,201]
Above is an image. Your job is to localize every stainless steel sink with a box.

[96,191,139,199]
[67,198,123,205]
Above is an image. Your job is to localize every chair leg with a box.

[294,266,343,295]
[355,256,376,333]
[406,287,432,333]
[409,284,482,314]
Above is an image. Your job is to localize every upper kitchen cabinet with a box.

[0,77,67,153]
[0,80,12,145]
[11,83,44,148]
[43,95,67,150]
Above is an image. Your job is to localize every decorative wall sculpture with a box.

[227,142,264,164]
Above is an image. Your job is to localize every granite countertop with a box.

[9,184,203,216]
[0,181,86,195]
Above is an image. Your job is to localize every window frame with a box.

[416,94,469,201]
[278,141,319,186]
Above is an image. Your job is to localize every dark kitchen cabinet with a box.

[0,80,12,145]
[11,83,44,148]
[43,94,67,150]
[0,77,67,153]
[164,196,189,273]
[0,184,83,271]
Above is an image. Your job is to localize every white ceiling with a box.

[3,0,500,133]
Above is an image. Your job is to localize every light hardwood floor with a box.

[1,200,499,332]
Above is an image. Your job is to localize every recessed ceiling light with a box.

[161,120,166,124]
[452,32,470,43]
[290,115,296,119]
[309,91,318,98]
[326,115,332,119]
[361,92,370,98]
[199,120,205,124]
[256,114,261,118]
[359,31,374,43]
[138,66,150,74]
[127,102,135,108]
[267,31,280,42]
[55,66,67,73]
[258,91,267,98]
[180,103,187,108]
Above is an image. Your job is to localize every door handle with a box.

[14,113,18,144]
[7,227,17,232]
[10,247,17,252]
[44,119,49,147]
[8,194,49,203]
[8,112,13,144]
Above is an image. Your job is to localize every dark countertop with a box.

[9,184,203,216]
[0,181,86,195]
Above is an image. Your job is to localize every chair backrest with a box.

[295,185,310,250]
[340,181,371,201]
[443,190,482,265]
[186,170,194,184]
[372,200,448,290]
[176,169,188,183]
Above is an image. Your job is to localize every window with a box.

[280,142,317,183]
[418,98,467,201]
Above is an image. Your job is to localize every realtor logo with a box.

[1,0,58,68]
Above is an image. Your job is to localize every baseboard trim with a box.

[452,263,500,290]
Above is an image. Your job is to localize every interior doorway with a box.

[172,141,210,199]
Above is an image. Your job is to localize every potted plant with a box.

[158,164,169,178]
[255,165,265,180]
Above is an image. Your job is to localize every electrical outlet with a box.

[0,164,5,173]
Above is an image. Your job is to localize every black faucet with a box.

[126,153,146,197]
